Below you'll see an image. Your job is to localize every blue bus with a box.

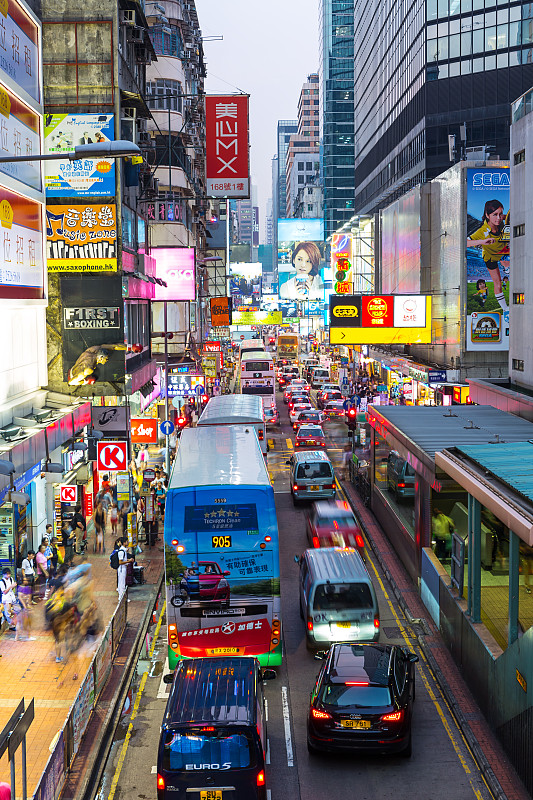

[164,425,282,668]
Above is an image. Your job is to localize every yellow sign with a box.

[232,310,282,325]
[0,199,13,229]
[330,296,432,345]
[0,0,7,18]
[0,87,10,118]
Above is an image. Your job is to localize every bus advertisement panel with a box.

[164,427,282,668]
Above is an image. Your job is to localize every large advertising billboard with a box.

[231,310,282,325]
[329,295,432,344]
[0,186,44,299]
[205,94,250,198]
[381,189,421,294]
[229,262,262,309]
[0,83,41,192]
[153,248,195,301]
[278,218,325,300]
[44,114,115,197]
[46,204,117,273]
[465,167,510,351]
[210,296,232,326]
[0,0,40,103]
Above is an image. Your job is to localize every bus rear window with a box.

[162,730,256,771]
[244,361,271,371]
[313,583,374,611]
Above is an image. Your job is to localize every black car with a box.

[307,642,418,757]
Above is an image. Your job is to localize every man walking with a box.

[71,504,86,555]
[116,537,131,598]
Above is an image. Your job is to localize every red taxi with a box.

[295,424,327,449]
[306,500,365,559]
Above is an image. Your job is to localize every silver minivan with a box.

[297,547,380,648]
[288,450,336,505]
[309,367,330,389]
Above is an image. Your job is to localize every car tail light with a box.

[293,485,299,492]
[257,770,265,787]
[258,429,264,440]
[374,616,380,629]
[397,482,406,488]
[345,681,369,686]
[307,617,313,631]
[381,709,404,723]
[312,536,320,548]
[356,534,364,549]
[311,707,331,720]
[157,774,165,790]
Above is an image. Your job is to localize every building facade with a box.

[276,120,298,220]
[319,0,355,238]
[285,73,320,217]
[353,0,533,215]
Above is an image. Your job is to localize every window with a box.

[146,80,183,112]
[512,359,525,371]
[513,223,525,237]
[298,175,305,184]
[306,162,312,170]
[298,162,304,171]
[514,149,525,164]
[149,24,183,56]
[513,293,525,304]
[43,21,113,105]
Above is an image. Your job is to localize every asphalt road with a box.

[95,389,494,800]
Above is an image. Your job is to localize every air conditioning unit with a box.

[138,130,155,148]
[128,26,144,43]
[121,9,135,25]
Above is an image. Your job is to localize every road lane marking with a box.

[107,601,166,800]
[151,766,157,774]
[281,686,294,767]
[265,697,269,721]
[268,439,275,449]
[266,739,270,764]
[286,438,293,450]
[157,662,171,699]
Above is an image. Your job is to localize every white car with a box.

[289,402,313,424]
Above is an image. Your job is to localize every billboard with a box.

[0,0,40,103]
[229,262,262,308]
[205,94,250,198]
[381,189,421,294]
[231,310,282,325]
[44,114,115,197]
[0,186,44,300]
[0,83,41,192]
[210,296,232,326]
[331,233,353,294]
[46,204,117,273]
[277,218,325,300]
[261,294,279,312]
[329,295,432,344]
[153,248,195,301]
[465,167,510,351]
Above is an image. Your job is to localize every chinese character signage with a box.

[205,94,250,198]
[153,247,195,301]
[0,185,43,299]
[46,204,117,272]
[44,114,115,197]
[329,295,432,344]
[210,296,231,326]
[331,232,352,294]
[0,0,40,104]
[0,81,40,191]
[140,199,188,224]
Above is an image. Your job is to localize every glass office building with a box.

[354,0,533,214]
[319,0,355,238]
[277,120,298,219]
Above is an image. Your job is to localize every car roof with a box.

[297,425,324,434]
[313,500,352,516]
[293,449,331,463]
[303,547,369,582]
[327,643,393,686]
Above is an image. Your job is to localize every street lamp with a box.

[0,140,141,164]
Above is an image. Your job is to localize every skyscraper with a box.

[277,120,298,219]
[319,0,355,238]
[353,0,533,214]
[286,73,321,217]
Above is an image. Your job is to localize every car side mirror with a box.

[261,668,277,681]
[294,554,301,564]
[223,570,230,576]
[163,673,174,684]
[408,653,419,664]
[285,460,291,466]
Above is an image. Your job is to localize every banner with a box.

[0,186,44,300]
[44,114,115,196]
[210,296,232,326]
[205,94,250,198]
[0,0,40,103]
[0,81,41,192]
[232,310,282,325]
[277,218,325,300]
[465,167,510,351]
[329,295,432,345]
[153,247,195,301]
[46,204,117,273]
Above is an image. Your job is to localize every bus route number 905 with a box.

[212,535,232,548]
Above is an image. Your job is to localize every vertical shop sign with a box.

[205,94,250,198]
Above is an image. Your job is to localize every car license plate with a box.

[341,719,371,729]
[336,621,351,629]
[200,791,223,800]
[309,485,320,491]
[207,647,243,655]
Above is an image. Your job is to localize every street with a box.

[96,391,493,800]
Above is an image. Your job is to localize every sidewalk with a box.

[0,524,164,799]
[342,478,530,800]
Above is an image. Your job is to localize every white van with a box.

[309,366,330,389]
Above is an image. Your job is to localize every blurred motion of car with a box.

[317,390,343,409]
[287,393,311,409]
[323,400,345,417]
[289,402,313,424]
[307,642,418,757]
[264,406,279,427]
[284,383,309,403]
[306,500,364,557]
[295,424,326,449]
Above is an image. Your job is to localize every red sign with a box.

[205,95,250,198]
[203,341,221,353]
[60,485,77,503]
[131,418,158,444]
[361,295,394,327]
[210,296,231,326]
[97,440,128,472]
[85,491,93,519]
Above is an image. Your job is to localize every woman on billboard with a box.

[467,199,510,312]
[279,241,324,299]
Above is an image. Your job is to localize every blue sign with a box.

[214,378,221,387]
[342,376,349,385]
[0,462,42,505]
[184,504,259,534]
[428,370,447,385]
[160,420,175,436]
[195,385,206,396]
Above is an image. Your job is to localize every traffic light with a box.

[177,416,188,432]
[346,406,357,431]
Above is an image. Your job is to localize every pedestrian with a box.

[50,536,60,575]
[110,502,119,536]
[0,567,17,631]
[71,504,87,555]
[35,543,49,600]
[21,550,37,603]
[432,507,455,560]
[120,502,130,537]
[62,521,75,566]
[115,537,131,598]
[93,500,107,554]
[15,572,34,641]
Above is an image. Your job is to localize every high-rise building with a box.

[265,198,274,245]
[319,0,355,238]
[353,0,533,215]
[286,73,321,217]
[276,120,298,219]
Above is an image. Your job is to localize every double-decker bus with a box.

[277,333,299,361]
[164,425,282,668]
[239,351,275,409]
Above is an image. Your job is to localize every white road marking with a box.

[265,697,269,721]
[266,739,270,764]
[281,686,294,767]
[151,766,157,774]
[157,662,172,699]
[267,790,271,800]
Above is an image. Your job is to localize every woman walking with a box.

[93,501,107,554]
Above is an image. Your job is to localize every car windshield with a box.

[302,412,320,420]
[296,462,332,479]
[312,582,373,611]
[299,427,323,437]
[162,730,255,771]
[326,403,342,410]
[316,514,357,529]
[320,684,392,708]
